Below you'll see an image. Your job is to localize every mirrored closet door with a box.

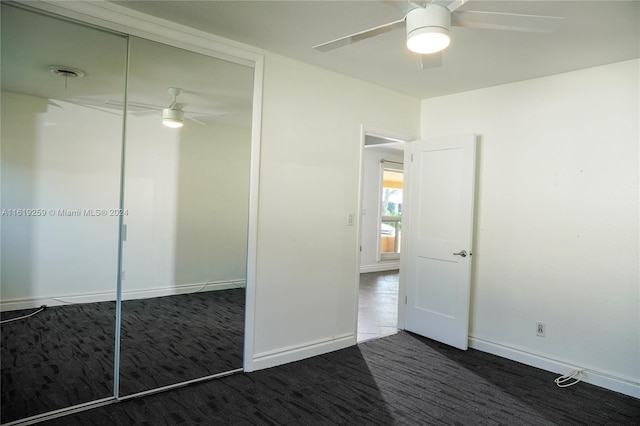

[1,4,255,423]
[1,4,127,423]
[118,36,253,396]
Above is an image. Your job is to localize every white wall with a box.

[0,91,251,309]
[360,147,404,272]
[420,59,639,396]
[250,53,420,368]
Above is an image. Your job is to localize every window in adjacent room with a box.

[379,166,403,260]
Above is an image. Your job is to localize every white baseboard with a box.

[360,263,400,273]
[0,279,246,312]
[469,336,640,399]
[249,333,356,372]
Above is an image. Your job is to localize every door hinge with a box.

[410,153,414,162]
[122,223,127,242]
[405,295,408,305]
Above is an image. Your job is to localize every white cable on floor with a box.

[0,305,47,324]
[195,282,245,293]
[554,369,583,388]
[5,284,242,316]
[53,297,79,304]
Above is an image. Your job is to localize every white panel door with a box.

[403,134,476,350]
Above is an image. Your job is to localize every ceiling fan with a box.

[161,87,189,128]
[105,87,221,127]
[313,0,564,68]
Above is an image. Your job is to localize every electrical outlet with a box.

[536,321,545,337]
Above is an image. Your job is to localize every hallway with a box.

[357,270,399,342]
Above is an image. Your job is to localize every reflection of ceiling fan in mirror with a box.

[314,0,564,69]
[107,87,221,128]
[162,87,188,128]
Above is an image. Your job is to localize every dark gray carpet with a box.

[1,289,244,424]
[43,331,640,425]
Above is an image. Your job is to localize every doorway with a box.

[357,131,408,342]
[357,270,400,342]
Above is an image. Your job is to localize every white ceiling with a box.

[111,0,640,99]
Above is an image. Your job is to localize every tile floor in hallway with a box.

[357,270,399,342]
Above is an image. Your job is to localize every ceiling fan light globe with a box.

[162,107,184,128]
[406,5,451,54]
[163,118,184,128]
[407,29,450,54]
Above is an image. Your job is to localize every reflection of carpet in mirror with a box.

[0,289,244,423]
[119,289,245,395]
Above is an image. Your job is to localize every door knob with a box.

[453,250,468,258]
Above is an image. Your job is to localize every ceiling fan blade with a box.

[314,18,405,52]
[185,114,206,125]
[105,99,163,111]
[420,52,442,70]
[446,0,469,13]
[452,10,564,33]
[129,109,159,116]
[52,98,124,116]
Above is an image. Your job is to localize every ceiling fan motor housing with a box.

[406,5,452,54]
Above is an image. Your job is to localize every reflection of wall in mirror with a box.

[1,91,122,307]
[0,91,251,310]
[124,111,251,292]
